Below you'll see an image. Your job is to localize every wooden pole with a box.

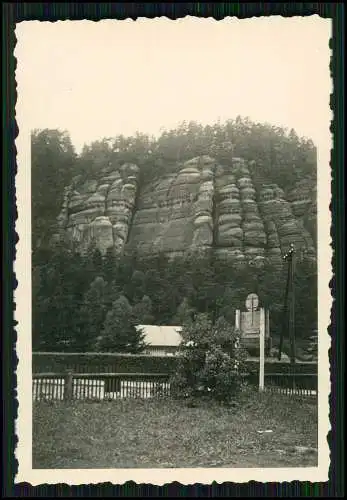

[266,309,270,353]
[278,258,291,360]
[64,371,73,401]
[266,309,270,337]
[235,309,241,330]
[259,308,265,392]
[251,296,254,325]
[289,245,296,390]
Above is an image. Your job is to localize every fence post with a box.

[64,371,73,400]
[259,308,265,392]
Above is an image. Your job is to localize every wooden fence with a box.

[247,372,318,397]
[32,372,171,401]
[32,371,317,402]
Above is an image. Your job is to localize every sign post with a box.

[259,308,265,392]
[235,309,241,330]
[246,292,259,329]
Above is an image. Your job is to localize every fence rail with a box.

[33,372,171,401]
[32,371,317,402]
[245,371,317,397]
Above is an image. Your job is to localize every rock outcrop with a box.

[56,155,317,268]
[57,163,139,255]
[127,156,217,257]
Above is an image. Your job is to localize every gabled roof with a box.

[136,325,183,347]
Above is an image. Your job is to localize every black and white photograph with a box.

[14,16,332,484]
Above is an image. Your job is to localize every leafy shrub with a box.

[170,314,248,403]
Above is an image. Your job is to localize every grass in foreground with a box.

[33,391,318,469]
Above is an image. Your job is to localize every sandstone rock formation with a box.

[258,181,316,268]
[56,155,317,268]
[57,164,139,255]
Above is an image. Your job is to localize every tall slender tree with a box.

[75,276,108,351]
[98,295,146,353]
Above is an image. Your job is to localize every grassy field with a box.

[33,391,318,469]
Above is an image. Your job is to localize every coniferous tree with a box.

[31,129,77,251]
[75,276,108,351]
[172,297,195,326]
[123,270,146,302]
[97,295,146,353]
[132,295,155,324]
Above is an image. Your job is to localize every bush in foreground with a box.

[170,314,248,403]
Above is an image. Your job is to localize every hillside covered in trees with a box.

[32,117,317,352]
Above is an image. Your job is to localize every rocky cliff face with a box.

[57,163,140,255]
[56,155,317,268]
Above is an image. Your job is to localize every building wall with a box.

[144,346,180,357]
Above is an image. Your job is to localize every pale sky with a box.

[15,16,331,153]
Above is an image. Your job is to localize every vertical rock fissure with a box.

[239,178,246,261]
[125,178,141,246]
[103,180,115,249]
[250,167,269,260]
[211,163,218,248]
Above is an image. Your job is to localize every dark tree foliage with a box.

[32,245,317,351]
[97,295,147,353]
[31,119,317,352]
[31,129,78,251]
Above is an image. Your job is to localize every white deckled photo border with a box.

[14,16,333,485]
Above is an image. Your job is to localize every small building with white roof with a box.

[136,325,183,356]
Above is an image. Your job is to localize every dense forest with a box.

[31,117,317,352]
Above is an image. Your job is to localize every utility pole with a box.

[287,243,296,390]
[259,308,265,392]
[278,255,290,361]
[281,243,296,388]
[289,244,296,366]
